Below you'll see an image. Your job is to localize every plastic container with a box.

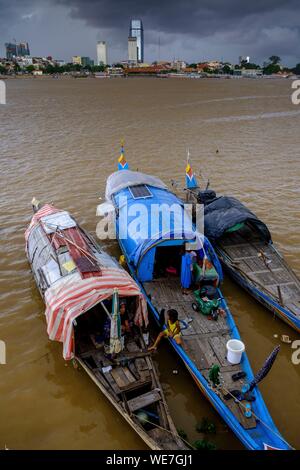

[226,339,245,364]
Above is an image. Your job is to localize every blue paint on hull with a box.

[117,237,291,450]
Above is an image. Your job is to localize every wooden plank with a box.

[123,367,136,383]
[226,400,257,430]
[102,370,122,395]
[135,357,151,382]
[127,389,161,412]
[111,367,132,388]
[93,370,121,402]
[183,337,210,370]
[147,428,180,450]
[209,335,230,367]
[119,378,152,392]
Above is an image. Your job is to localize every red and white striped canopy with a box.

[26,204,148,360]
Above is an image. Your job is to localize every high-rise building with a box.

[5,41,30,60]
[128,37,138,63]
[129,19,144,63]
[97,41,107,66]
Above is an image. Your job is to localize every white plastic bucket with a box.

[226,339,245,364]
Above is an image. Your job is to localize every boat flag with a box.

[118,140,129,170]
[185,151,198,189]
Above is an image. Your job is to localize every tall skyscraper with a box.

[5,42,30,60]
[128,37,138,63]
[129,19,144,63]
[97,41,107,66]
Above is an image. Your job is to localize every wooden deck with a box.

[218,230,300,319]
[144,277,257,430]
[76,333,186,449]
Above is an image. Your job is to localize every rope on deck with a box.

[133,413,194,449]
[211,382,295,450]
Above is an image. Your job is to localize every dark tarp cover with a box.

[204,196,271,242]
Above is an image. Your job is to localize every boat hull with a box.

[218,255,300,333]
[117,239,291,451]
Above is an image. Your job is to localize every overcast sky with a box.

[0,0,299,65]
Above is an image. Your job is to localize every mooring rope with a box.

[210,382,294,449]
[132,413,194,449]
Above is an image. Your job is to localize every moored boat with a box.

[184,162,300,333]
[25,201,187,450]
[100,158,292,450]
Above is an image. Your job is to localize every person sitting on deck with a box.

[120,300,131,334]
[148,309,182,351]
[194,257,219,287]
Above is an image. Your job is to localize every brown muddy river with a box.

[0,77,299,449]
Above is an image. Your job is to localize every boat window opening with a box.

[129,184,153,199]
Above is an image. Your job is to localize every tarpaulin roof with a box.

[108,175,223,282]
[25,204,148,360]
[106,170,167,201]
[204,196,271,241]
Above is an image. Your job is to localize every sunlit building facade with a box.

[129,19,144,63]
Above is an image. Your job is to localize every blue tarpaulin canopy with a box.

[107,170,223,282]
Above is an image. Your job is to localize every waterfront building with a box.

[129,19,144,63]
[128,37,138,63]
[55,60,66,67]
[5,41,30,60]
[97,41,107,65]
[239,55,250,65]
[16,56,33,68]
[72,56,82,65]
[81,57,94,67]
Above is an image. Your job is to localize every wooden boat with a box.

[184,173,300,333]
[101,166,292,450]
[25,201,187,450]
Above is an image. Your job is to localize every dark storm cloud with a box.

[1,0,300,64]
[56,0,300,63]
[55,0,300,36]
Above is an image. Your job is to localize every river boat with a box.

[25,201,186,450]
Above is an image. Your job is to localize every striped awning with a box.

[26,204,148,360]
[44,267,147,360]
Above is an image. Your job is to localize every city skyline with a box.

[0,1,300,66]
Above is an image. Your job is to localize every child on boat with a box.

[148,309,182,351]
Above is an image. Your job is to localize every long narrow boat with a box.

[25,201,187,450]
[183,163,300,333]
[101,166,292,450]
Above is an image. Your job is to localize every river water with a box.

[0,76,299,449]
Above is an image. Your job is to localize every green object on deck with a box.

[226,222,245,233]
[194,289,220,316]
[209,364,220,386]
